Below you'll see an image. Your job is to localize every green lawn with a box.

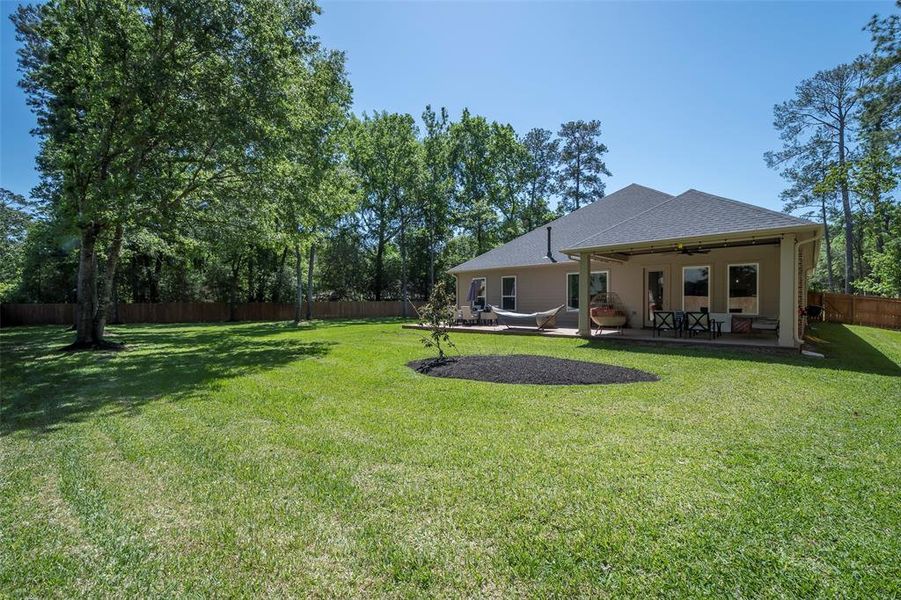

[2,320,899,598]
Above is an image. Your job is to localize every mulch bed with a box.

[408,354,659,385]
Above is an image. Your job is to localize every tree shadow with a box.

[578,323,901,377]
[802,323,901,376]
[126,317,412,334]
[1,323,334,436]
[292,317,415,329]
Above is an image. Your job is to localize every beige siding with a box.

[454,243,785,329]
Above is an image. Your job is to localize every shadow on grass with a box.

[295,317,415,328]
[1,322,334,436]
[578,323,901,377]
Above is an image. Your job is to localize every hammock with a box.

[490,305,566,330]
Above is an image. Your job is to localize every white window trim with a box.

[565,270,610,311]
[471,277,486,308]
[681,265,711,312]
[501,275,517,311]
[727,262,760,316]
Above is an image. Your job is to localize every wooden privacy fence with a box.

[0,301,424,327]
[807,292,901,330]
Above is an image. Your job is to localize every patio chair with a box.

[804,305,824,321]
[685,311,714,339]
[479,308,498,326]
[590,306,627,334]
[457,306,478,325]
[802,304,824,332]
[652,311,679,337]
[751,317,779,335]
[589,292,628,335]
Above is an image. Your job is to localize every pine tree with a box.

[556,120,611,213]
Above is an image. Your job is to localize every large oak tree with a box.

[14,0,340,347]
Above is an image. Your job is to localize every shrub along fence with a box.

[0,301,424,327]
[807,292,901,330]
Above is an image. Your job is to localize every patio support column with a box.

[778,234,797,348]
[578,252,591,337]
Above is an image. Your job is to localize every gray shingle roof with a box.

[565,189,817,251]
[448,184,672,273]
[449,185,819,273]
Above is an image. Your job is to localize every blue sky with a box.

[1,1,893,212]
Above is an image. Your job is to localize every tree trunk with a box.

[293,241,303,324]
[111,283,120,324]
[256,248,268,302]
[476,216,483,255]
[838,126,854,293]
[74,244,86,331]
[92,222,125,343]
[508,179,516,230]
[129,255,142,302]
[90,251,98,329]
[74,225,100,346]
[574,154,581,211]
[426,209,436,296]
[68,222,125,349]
[306,243,315,321]
[246,253,255,303]
[149,254,162,303]
[374,235,385,301]
[872,193,886,254]
[526,186,537,231]
[854,217,866,281]
[228,258,241,321]
[273,246,288,303]
[428,237,436,298]
[820,199,835,292]
[400,217,408,318]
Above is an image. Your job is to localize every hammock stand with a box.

[490,305,566,331]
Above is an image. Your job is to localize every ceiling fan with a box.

[666,243,710,255]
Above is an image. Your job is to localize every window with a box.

[501,276,516,310]
[728,263,758,314]
[566,271,608,310]
[471,277,486,309]
[682,266,710,312]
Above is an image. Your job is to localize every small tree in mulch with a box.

[417,280,457,364]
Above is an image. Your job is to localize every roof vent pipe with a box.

[546,226,556,262]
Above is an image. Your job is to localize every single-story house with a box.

[448,183,822,347]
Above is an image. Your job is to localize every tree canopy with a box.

[21,0,901,331]
[767,3,901,297]
[12,0,353,345]
[557,120,612,213]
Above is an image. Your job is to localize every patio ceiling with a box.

[566,235,784,263]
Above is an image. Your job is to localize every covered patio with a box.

[403,322,786,349]
[564,229,820,348]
